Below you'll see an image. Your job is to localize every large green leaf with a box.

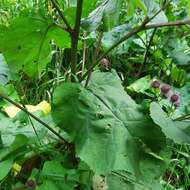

[52,82,132,174]
[127,75,152,95]
[142,0,168,23]
[102,24,133,54]
[2,17,70,77]
[62,0,97,18]
[52,70,167,185]
[41,160,66,177]
[87,71,166,152]
[0,159,12,180]
[39,160,78,190]
[81,0,123,32]
[150,102,190,144]
[164,36,190,65]
[173,83,190,116]
[0,54,10,85]
[0,25,7,52]
[37,180,60,190]
[127,0,147,16]
[0,114,49,147]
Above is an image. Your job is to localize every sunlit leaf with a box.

[2,17,70,77]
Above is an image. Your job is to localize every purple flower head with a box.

[161,84,171,94]
[26,179,36,188]
[170,93,180,107]
[151,80,161,88]
[170,94,179,103]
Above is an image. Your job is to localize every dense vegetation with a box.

[1,0,190,189]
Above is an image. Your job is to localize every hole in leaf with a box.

[18,45,22,50]
[22,65,24,67]
[33,60,37,63]
[97,113,104,119]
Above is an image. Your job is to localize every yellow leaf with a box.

[4,105,21,118]
[4,100,51,118]
[12,162,22,176]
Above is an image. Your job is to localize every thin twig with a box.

[136,28,157,77]
[146,19,190,29]
[0,93,67,143]
[80,19,190,82]
[22,102,42,145]
[85,31,103,87]
[137,34,147,47]
[174,114,190,121]
[50,0,72,32]
[81,32,87,76]
[13,82,42,144]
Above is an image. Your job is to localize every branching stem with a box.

[80,17,149,82]
[80,18,190,82]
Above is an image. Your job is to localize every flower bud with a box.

[26,179,36,188]
[161,84,171,94]
[170,94,179,103]
[151,80,160,88]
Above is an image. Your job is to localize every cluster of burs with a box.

[151,80,180,107]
